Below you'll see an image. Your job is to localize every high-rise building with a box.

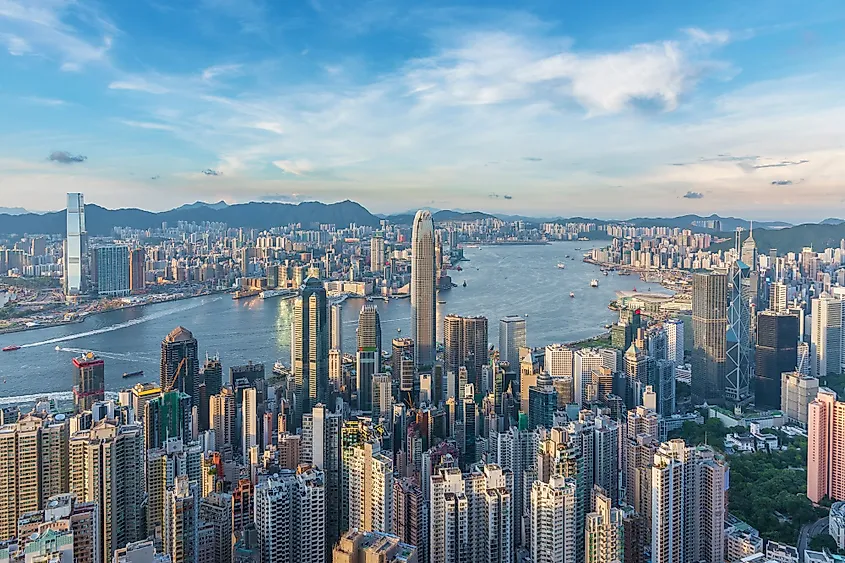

[411,210,436,368]
[370,232,385,273]
[303,404,342,549]
[331,303,344,353]
[444,314,489,386]
[692,272,728,404]
[329,348,342,392]
[144,390,192,450]
[770,282,788,313]
[242,387,258,461]
[348,440,394,533]
[294,278,329,423]
[665,318,685,366]
[593,416,620,506]
[357,304,382,412]
[586,490,624,563]
[209,387,235,458]
[530,474,578,563]
[574,349,603,407]
[94,244,130,297]
[393,338,416,406]
[64,192,86,296]
[811,293,843,377]
[164,475,199,563]
[499,316,527,368]
[529,372,557,430]
[755,311,799,409]
[69,420,145,559]
[393,479,428,563]
[807,388,845,503]
[146,439,203,546]
[726,261,752,403]
[130,247,146,294]
[199,492,234,563]
[624,343,650,408]
[333,529,418,563]
[254,468,327,563]
[72,352,105,413]
[781,371,819,427]
[546,344,574,380]
[161,326,200,406]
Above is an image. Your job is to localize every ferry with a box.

[2,345,20,352]
[272,361,289,376]
[55,346,61,351]
[232,289,260,300]
[260,289,296,300]
[122,370,144,379]
[465,244,481,249]
[557,263,566,269]
[590,279,599,288]
[570,292,575,298]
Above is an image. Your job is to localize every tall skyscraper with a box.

[198,492,234,563]
[530,474,578,563]
[302,404,342,549]
[242,387,258,461]
[529,372,557,430]
[393,338,416,406]
[370,232,385,273]
[770,282,788,313]
[164,476,199,563]
[209,387,235,458]
[357,304,382,412]
[586,489,624,563]
[444,314,489,387]
[129,247,146,294]
[499,316,527,368]
[161,326,200,406]
[665,318,685,366]
[781,371,819,427]
[72,352,105,413]
[144,390,191,450]
[726,261,752,403]
[411,210,436,368]
[393,478,428,563]
[574,348,603,407]
[146,439,203,544]
[692,272,728,404]
[293,277,329,423]
[807,388,845,503]
[330,303,344,352]
[347,440,394,533]
[94,244,131,297]
[811,293,843,377]
[754,311,799,409]
[64,192,86,297]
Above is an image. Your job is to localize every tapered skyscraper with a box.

[293,277,329,424]
[64,192,86,296]
[411,210,436,368]
[356,304,382,412]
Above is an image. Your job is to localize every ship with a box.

[272,361,289,376]
[557,263,566,269]
[232,289,260,300]
[462,280,467,287]
[590,279,599,288]
[2,345,20,352]
[122,370,144,379]
[260,289,296,300]
[570,292,575,298]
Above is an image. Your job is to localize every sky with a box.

[1,0,844,220]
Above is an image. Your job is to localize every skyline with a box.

[1,1,845,220]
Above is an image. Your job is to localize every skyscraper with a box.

[347,440,394,533]
[209,387,235,458]
[64,192,86,297]
[411,210,436,368]
[302,404,341,549]
[811,293,843,377]
[129,247,146,294]
[755,311,799,409]
[770,282,788,313]
[94,244,130,297]
[726,261,752,403]
[293,277,329,423]
[530,474,578,563]
[665,318,685,366]
[160,326,200,406]
[72,352,105,413]
[198,492,234,563]
[781,371,819,427]
[499,316,527,368]
[164,476,199,563]
[692,272,728,404]
[444,314,489,386]
[370,232,385,273]
[242,387,258,461]
[546,344,574,379]
[807,388,845,503]
[357,304,382,412]
[393,338,416,406]
[331,303,344,353]
[586,490,624,563]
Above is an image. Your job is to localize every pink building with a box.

[807,388,845,503]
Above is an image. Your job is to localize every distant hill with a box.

[0,200,380,235]
[175,200,229,211]
[711,223,845,254]
[0,207,30,216]
[624,214,791,232]
[820,218,845,225]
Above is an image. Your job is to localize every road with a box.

[799,516,829,555]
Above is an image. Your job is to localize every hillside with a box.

[710,223,845,254]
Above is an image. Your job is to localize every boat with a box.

[272,361,288,376]
[2,345,20,352]
[462,281,467,287]
[122,370,144,379]
[590,279,599,288]
[55,345,61,351]
[570,292,575,298]
[437,299,447,304]
[260,289,296,300]
[603,271,609,276]
[466,244,480,249]
[557,263,566,269]
[232,289,260,300]
[397,328,401,333]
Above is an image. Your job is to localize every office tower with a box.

[69,420,145,559]
[798,341,811,374]
[461,384,478,470]
[199,492,234,563]
[72,352,105,413]
[373,374,393,422]
[64,192,86,296]
[94,244,131,297]
[771,282,788,312]
[593,416,620,506]
[741,228,758,269]
[357,304,382,412]
[624,408,658,543]
[647,326,668,361]
[665,318,685,365]
[161,326,201,407]
[294,277,329,423]
[586,490,624,563]
[333,530,418,563]
[303,404,342,549]
[429,464,513,563]
[129,247,145,294]
[624,343,650,408]
[726,261,751,403]
[811,293,843,376]
[209,387,235,458]
[807,388,845,502]
[755,311,799,409]
[144,390,192,450]
[781,372,819,426]
[546,344,574,379]
[371,232,385,273]
[242,387,258,461]
[331,303,344,352]
[348,440,394,533]
[530,474,578,563]
[254,469,327,563]
[411,210,436,368]
[444,314,489,387]
[529,372,557,430]
[393,479,428,563]
[692,272,728,404]
[329,349,342,392]
[653,360,676,417]
[499,316,527,368]
[574,349,603,406]
[164,476,199,563]
[393,338,417,406]
[650,440,727,563]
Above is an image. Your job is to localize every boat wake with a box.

[0,391,119,406]
[21,297,219,349]
[55,347,152,362]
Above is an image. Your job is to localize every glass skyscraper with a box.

[64,192,86,296]
[411,209,435,368]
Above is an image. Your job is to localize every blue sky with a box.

[1,0,844,220]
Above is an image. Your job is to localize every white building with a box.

[545,344,574,380]
[665,318,685,365]
[585,490,624,563]
[573,349,603,407]
[242,387,258,462]
[530,474,577,563]
[348,440,394,534]
[163,476,198,563]
[811,293,842,376]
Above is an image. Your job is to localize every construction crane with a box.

[163,357,188,393]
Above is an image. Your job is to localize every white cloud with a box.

[201,64,242,81]
[273,160,315,175]
[108,79,169,94]
[683,27,731,46]
[2,33,29,55]
[251,121,285,134]
[120,120,176,131]
[22,96,66,106]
